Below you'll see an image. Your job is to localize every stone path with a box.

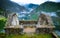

[24,27,36,34]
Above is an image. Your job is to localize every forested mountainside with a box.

[0,0,27,17]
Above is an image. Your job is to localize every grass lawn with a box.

[59,36,60,38]
[5,34,53,38]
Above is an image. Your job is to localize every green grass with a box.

[5,34,53,38]
[59,36,60,38]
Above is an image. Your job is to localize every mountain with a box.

[29,1,60,20]
[52,16,60,30]
[0,0,28,18]
[18,3,39,20]
[36,1,60,12]
[31,1,60,13]
[26,3,39,9]
[27,1,60,27]
[0,0,39,20]
[24,3,39,11]
[52,16,60,26]
[0,0,27,12]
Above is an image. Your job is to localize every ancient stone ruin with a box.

[4,13,55,35]
[4,13,23,35]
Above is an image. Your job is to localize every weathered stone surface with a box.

[4,13,55,34]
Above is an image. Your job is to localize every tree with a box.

[0,16,7,32]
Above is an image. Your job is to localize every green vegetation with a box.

[0,16,7,31]
[31,13,38,20]
[5,34,52,38]
[34,1,60,12]
[0,1,60,38]
[0,8,7,18]
[59,36,60,38]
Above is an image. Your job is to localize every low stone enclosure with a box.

[4,13,55,35]
[4,25,55,35]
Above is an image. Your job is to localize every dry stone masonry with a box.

[4,13,55,35]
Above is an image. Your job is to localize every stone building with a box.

[4,13,23,35]
[4,13,55,35]
[36,13,55,33]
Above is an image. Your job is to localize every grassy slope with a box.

[6,34,52,38]
[58,36,60,38]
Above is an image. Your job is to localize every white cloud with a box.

[11,0,47,5]
[11,0,60,5]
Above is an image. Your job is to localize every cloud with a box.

[11,0,60,5]
[11,0,47,5]
[50,0,60,2]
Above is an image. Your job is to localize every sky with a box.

[11,0,60,5]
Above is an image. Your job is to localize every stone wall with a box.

[36,28,54,34]
[5,28,23,35]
